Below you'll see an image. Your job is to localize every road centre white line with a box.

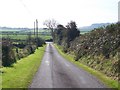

[45,60,50,66]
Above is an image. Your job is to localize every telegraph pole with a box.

[118,1,120,22]
[35,19,39,49]
[34,21,35,37]
[36,19,38,38]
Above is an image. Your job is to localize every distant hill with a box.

[79,23,111,31]
[0,23,112,32]
[0,27,45,32]
[0,27,31,31]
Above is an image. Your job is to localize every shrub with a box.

[2,40,16,67]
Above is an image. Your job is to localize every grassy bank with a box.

[1,45,46,88]
[54,44,119,89]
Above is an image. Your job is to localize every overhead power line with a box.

[18,0,35,18]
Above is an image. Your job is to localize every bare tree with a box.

[43,19,58,38]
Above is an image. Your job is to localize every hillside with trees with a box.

[53,22,120,82]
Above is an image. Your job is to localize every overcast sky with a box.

[0,0,119,28]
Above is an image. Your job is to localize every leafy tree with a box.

[66,21,80,42]
[54,21,80,52]
[54,24,65,45]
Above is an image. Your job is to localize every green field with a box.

[1,34,52,40]
[0,28,88,40]
[0,29,52,40]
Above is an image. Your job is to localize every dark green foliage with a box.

[26,37,45,47]
[25,45,35,54]
[54,24,65,45]
[2,39,16,67]
[53,21,80,52]
[13,43,26,48]
[15,37,45,59]
[2,36,45,67]
[35,38,45,47]
[45,38,53,42]
[66,21,80,41]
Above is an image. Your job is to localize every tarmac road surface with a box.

[29,42,106,88]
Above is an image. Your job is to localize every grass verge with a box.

[1,45,46,88]
[54,44,119,89]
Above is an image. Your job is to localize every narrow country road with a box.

[29,42,106,88]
